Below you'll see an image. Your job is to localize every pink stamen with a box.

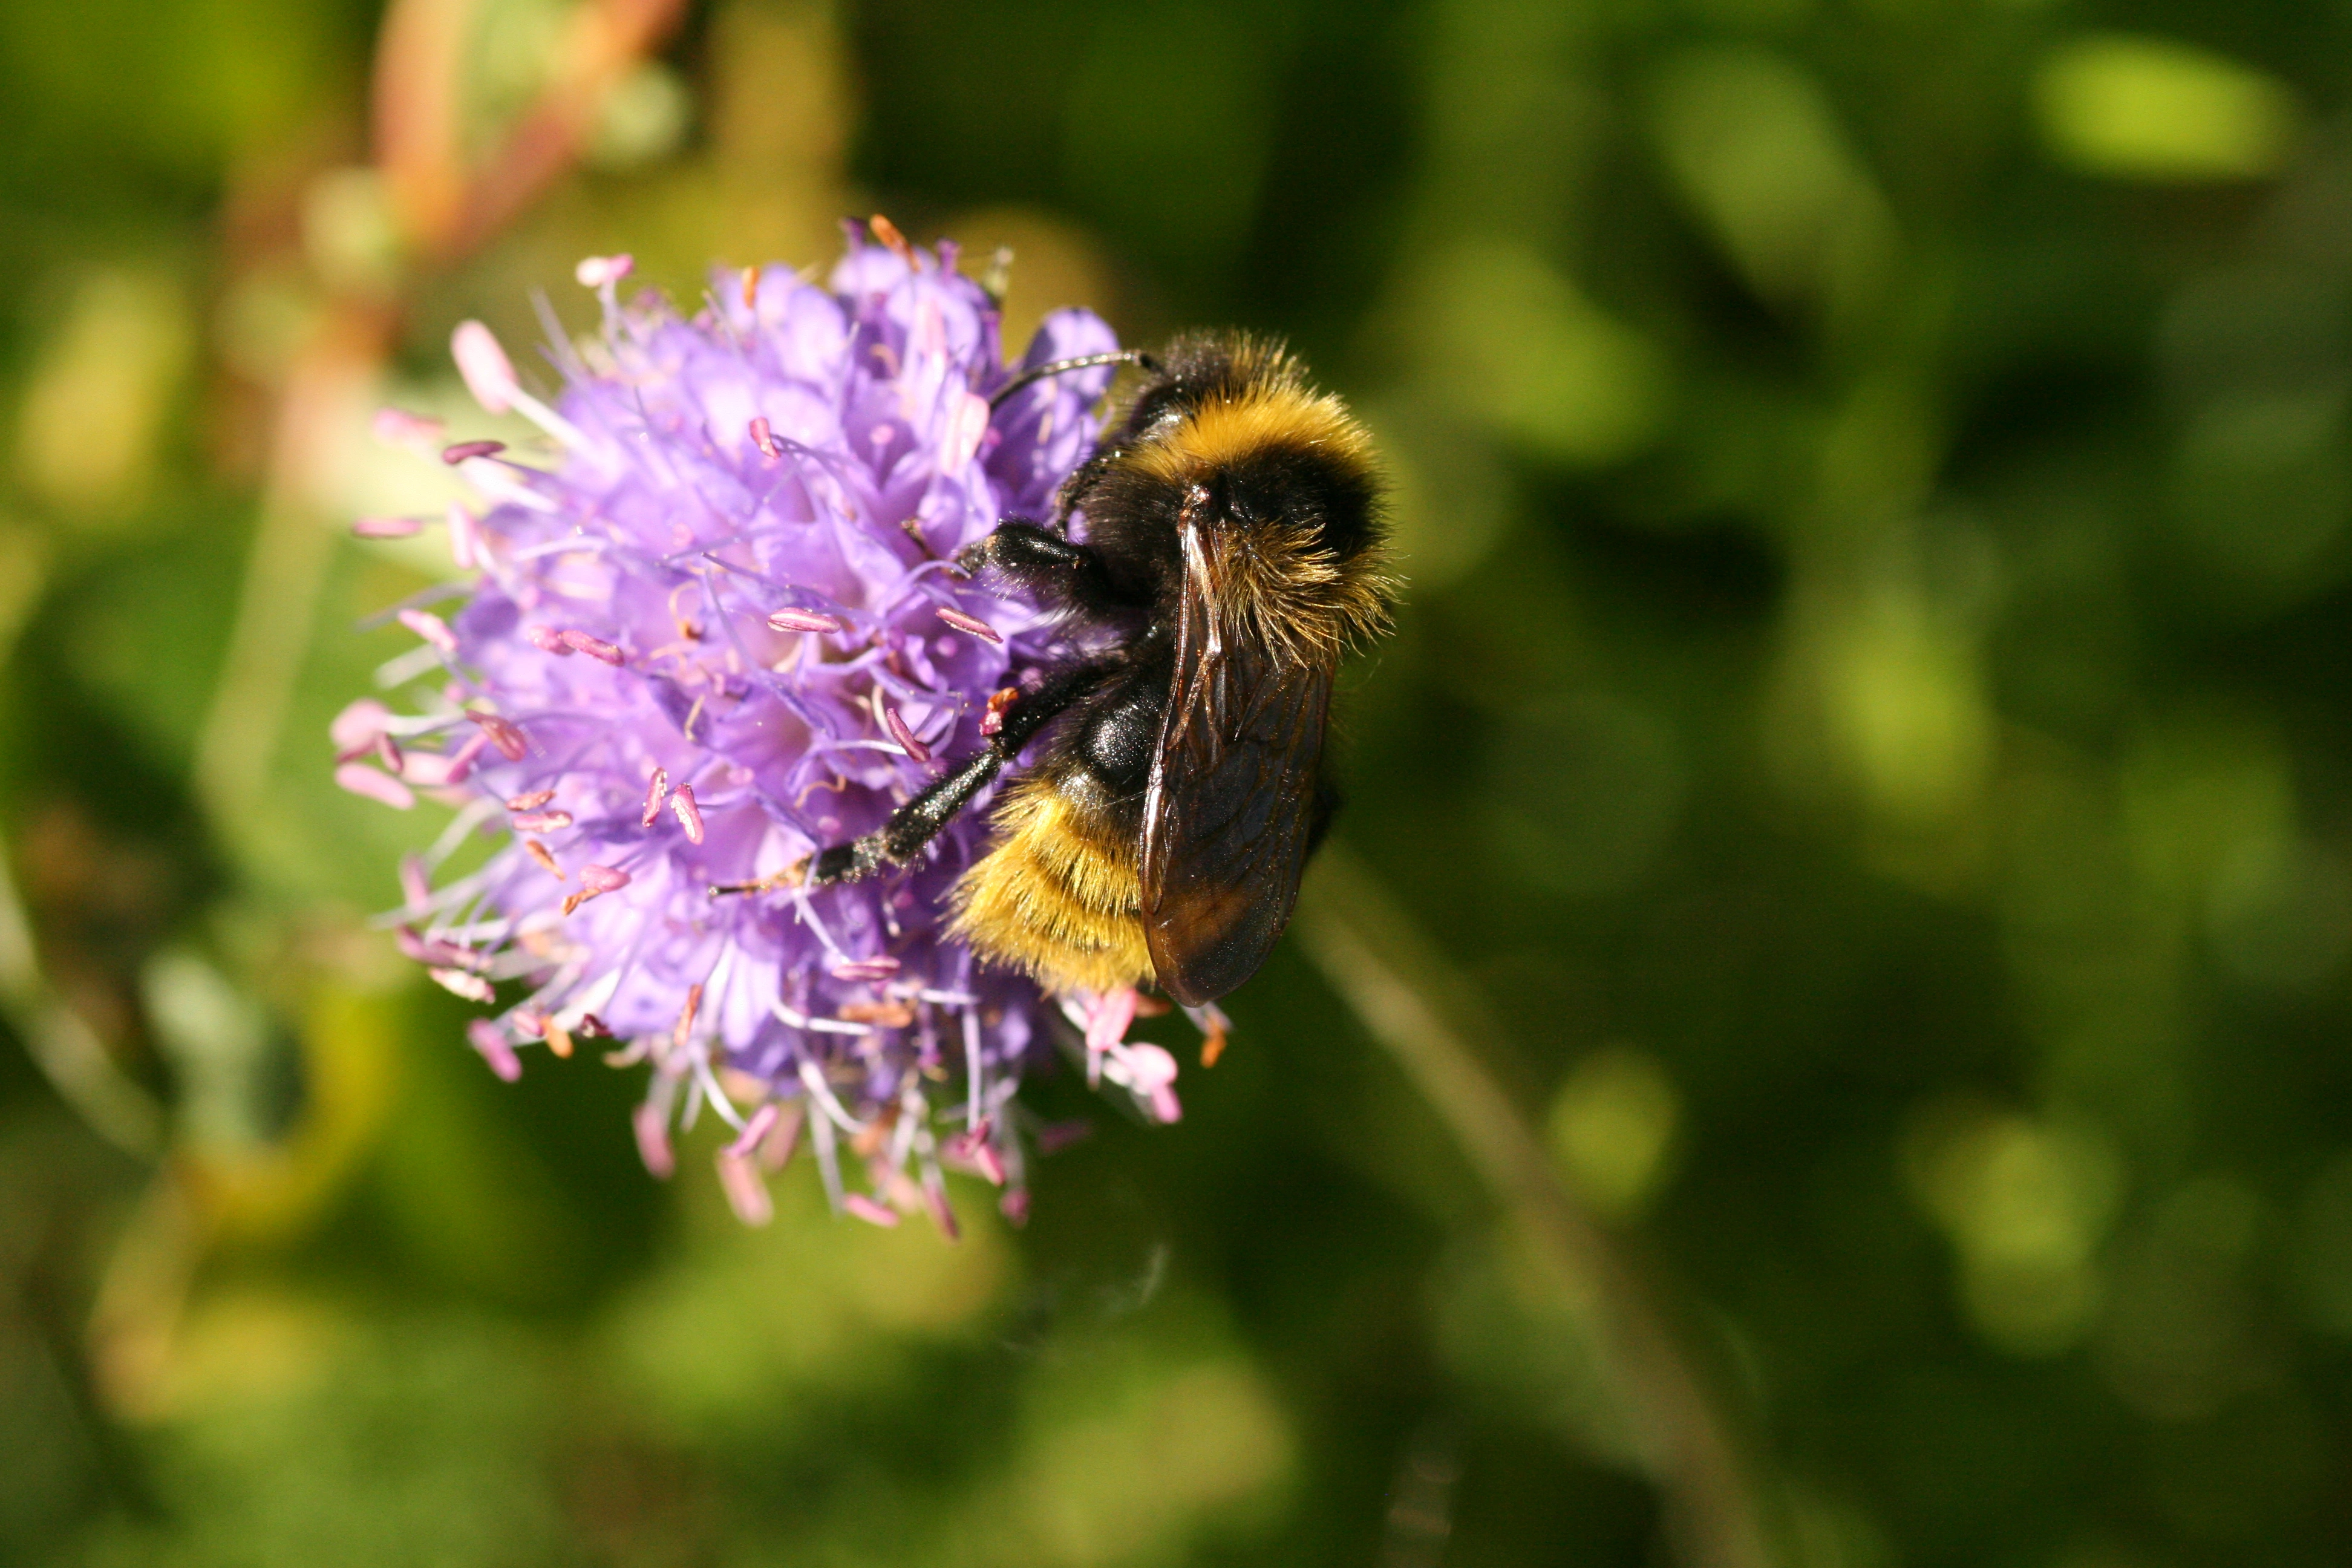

[560,629,624,665]
[999,1188,1031,1226]
[750,416,782,460]
[725,1102,782,1160]
[335,762,415,810]
[441,731,491,783]
[579,864,630,895]
[716,1148,773,1225]
[510,811,572,832]
[1119,1041,1183,1124]
[633,1100,675,1179]
[641,767,670,826]
[330,697,390,752]
[466,711,529,760]
[759,1103,806,1172]
[924,1179,962,1240]
[575,253,633,287]
[397,608,457,656]
[435,967,497,1005]
[671,983,702,1053]
[829,956,901,981]
[843,1194,900,1228]
[451,321,519,416]
[949,1126,1007,1187]
[883,707,931,762]
[399,854,431,913]
[526,625,571,655]
[351,515,422,539]
[448,503,482,570]
[441,439,506,464]
[506,788,556,810]
[935,607,1002,644]
[523,840,564,879]
[980,685,1018,737]
[373,733,403,774]
[1086,987,1138,1053]
[670,784,704,843]
[466,1018,523,1081]
[396,926,476,969]
[373,407,445,452]
[767,608,843,635]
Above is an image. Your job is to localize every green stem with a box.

[1293,844,1771,1568]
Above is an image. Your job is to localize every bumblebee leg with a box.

[1047,449,1118,535]
[806,662,1108,885]
[954,521,1128,612]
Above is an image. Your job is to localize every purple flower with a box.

[336,232,1192,1228]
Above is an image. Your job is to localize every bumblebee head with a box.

[1123,333,1397,655]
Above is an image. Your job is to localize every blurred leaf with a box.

[2035,35,2298,183]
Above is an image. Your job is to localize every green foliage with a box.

[8,0,2352,1564]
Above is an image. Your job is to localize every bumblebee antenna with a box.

[987,349,1157,410]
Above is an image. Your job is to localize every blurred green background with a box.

[5,0,2352,1563]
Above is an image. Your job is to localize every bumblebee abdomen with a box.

[947,773,1152,996]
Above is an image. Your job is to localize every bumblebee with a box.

[808,333,1395,1007]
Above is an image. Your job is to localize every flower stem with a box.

[1293,844,1771,1568]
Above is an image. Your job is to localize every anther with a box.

[397,608,458,656]
[560,629,624,665]
[641,767,670,826]
[441,439,506,465]
[434,967,496,1004]
[399,854,431,912]
[725,1103,781,1161]
[526,625,572,655]
[843,1193,901,1228]
[511,810,572,832]
[767,607,841,635]
[466,710,529,760]
[670,784,705,844]
[575,254,633,288]
[373,408,445,452]
[451,321,520,416]
[506,788,557,811]
[671,983,702,1054]
[335,762,414,810]
[442,731,491,783]
[867,214,916,266]
[352,515,422,539]
[750,416,781,460]
[935,607,1002,644]
[396,926,475,968]
[467,1018,523,1081]
[633,1101,675,1180]
[523,839,564,878]
[883,707,931,763]
[980,685,1018,737]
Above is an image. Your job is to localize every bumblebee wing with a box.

[1140,530,1333,1006]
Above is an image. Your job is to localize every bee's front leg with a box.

[955,521,1125,612]
[800,661,1110,886]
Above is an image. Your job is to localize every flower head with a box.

[337,229,1189,1226]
